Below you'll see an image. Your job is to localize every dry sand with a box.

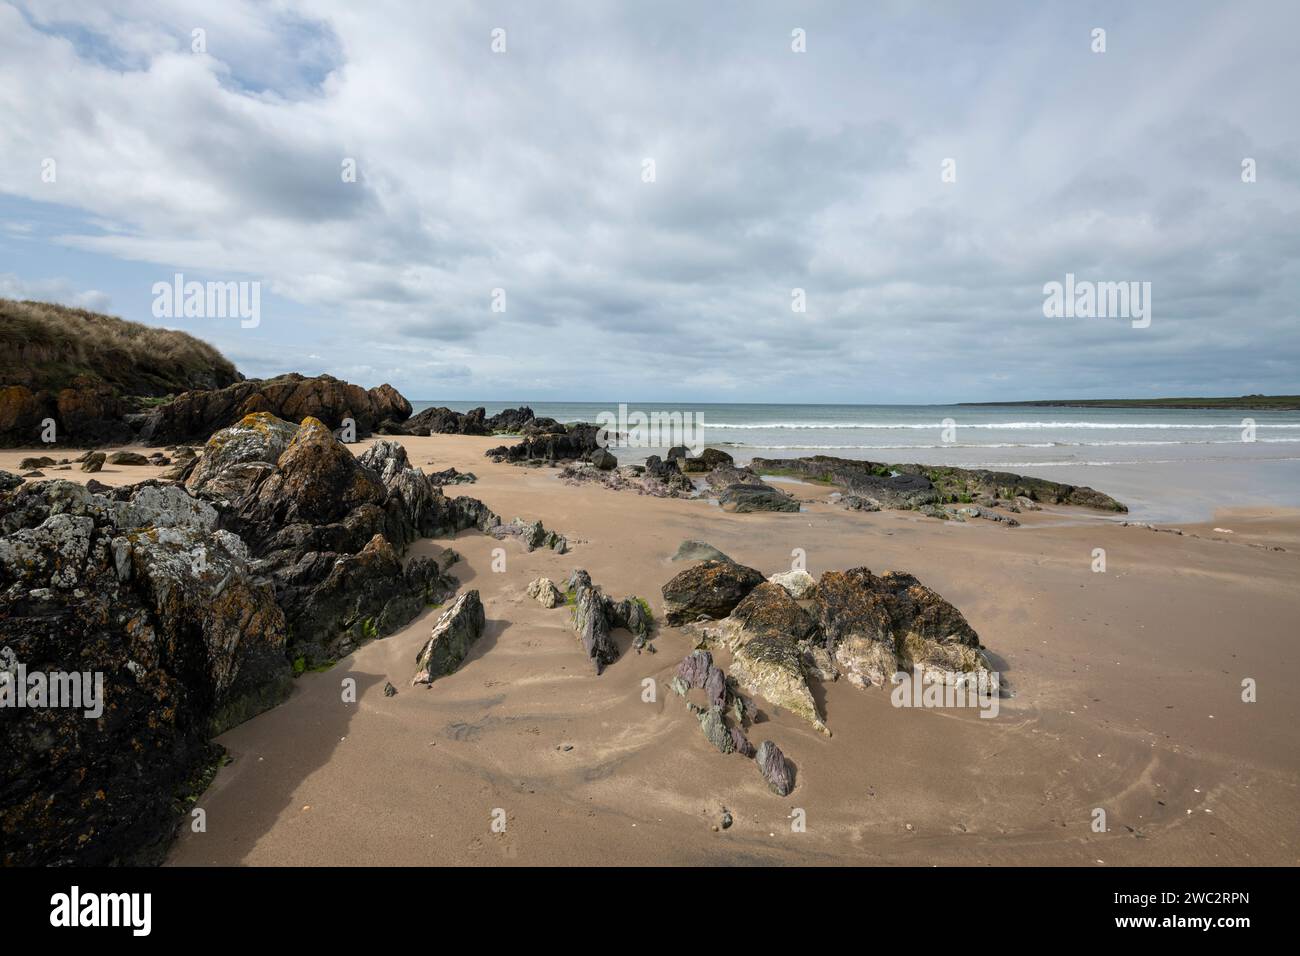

[5,437,1298,866]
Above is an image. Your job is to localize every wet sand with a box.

[5,438,1298,865]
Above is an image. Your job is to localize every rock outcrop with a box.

[564,569,654,672]
[661,559,765,625]
[664,562,993,736]
[0,479,289,865]
[752,455,1126,512]
[396,405,553,437]
[559,461,694,498]
[718,482,800,513]
[756,741,795,796]
[667,651,794,792]
[0,298,240,447]
[411,590,486,684]
[486,422,608,464]
[137,373,411,445]
[814,568,989,689]
[185,412,298,500]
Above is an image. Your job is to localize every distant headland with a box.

[960,395,1300,411]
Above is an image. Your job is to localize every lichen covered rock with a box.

[729,632,829,736]
[661,559,765,625]
[185,411,299,499]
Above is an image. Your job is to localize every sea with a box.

[411,401,1300,523]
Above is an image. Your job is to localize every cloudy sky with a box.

[1,0,1297,403]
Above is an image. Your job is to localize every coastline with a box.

[7,435,1296,865]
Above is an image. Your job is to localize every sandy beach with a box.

[9,436,1294,866]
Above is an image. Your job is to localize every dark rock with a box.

[589,447,617,470]
[662,559,765,625]
[567,569,620,674]
[666,445,689,460]
[399,405,539,437]
[17,456,55,470]
[697,448,734,468]
[730,726,756,758]
[383,681,397,697]
[411,590,486,684]
[79,452,105,472]
[106,451,149,465]
[0,479,289,865]
[488,516,567,553]
[756,741,794,796]
[138,373,411,445]
[705,465,765,492]
[729,581,819,643]
[752,455,1125,512]
[427,467,476,486]
[814,567,987,688]
[675,649,714,688]
[605,594,653,647]
[274,534,458,663]
[704,665,728,708]
[20,470,43,478]
[719,483,799,514]
[486,422,608,464]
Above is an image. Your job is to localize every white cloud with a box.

[0,0,1297,401]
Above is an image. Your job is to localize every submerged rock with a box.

[412,590,486,685]
[671,539,732,563]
